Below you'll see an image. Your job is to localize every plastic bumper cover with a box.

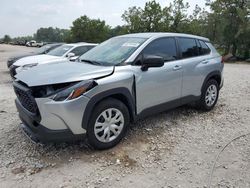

[15,99,84,143]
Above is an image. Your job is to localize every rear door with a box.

[177,37,212,98]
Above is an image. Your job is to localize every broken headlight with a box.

[52,80,97,101]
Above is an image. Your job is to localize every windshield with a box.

[35,44,54,54]
[79,37,147,65]
[47,45,73,57]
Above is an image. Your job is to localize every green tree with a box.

[8,0,250,61]
[70,15,111,43]
[122,1,171,33]
[35,27,70,42]
[121,0,249,59]
[122,0,190,33]
[162,6,172,32]
[122,6,144,33]
[169,0,190,32]
[109,25,128,37]
[207,0,250,56]
[186,5,208,36]
[141,0,165,32]
[3,35,11,43]
[12,36,33,42]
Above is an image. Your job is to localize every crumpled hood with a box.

[13,54,63,66]
[15,62,114,87]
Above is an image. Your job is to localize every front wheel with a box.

[197,79,219,111]
[87,98,130,150]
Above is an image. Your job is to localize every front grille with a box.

[13,82,38,114]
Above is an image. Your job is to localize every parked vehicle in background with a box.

[13,33,223,149]
[9,40,26,45]
[26,40,44,47]
[26,40,38,47]
[16,40,27,46]
[36,42,44,47]
[11,43,97,76]
[7,43,64,68]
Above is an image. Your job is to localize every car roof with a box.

[65,42,98,47]
[45,43,64,46]
[118,32,210,42]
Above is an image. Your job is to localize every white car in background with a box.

[26,40,44,47]
[26,40,38,47]
[12,43,97,76]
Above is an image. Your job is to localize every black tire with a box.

[197,79,219,111]
[86,98,130,150]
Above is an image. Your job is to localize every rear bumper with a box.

[15,99,84,143]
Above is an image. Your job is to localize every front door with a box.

[132,37,183,114]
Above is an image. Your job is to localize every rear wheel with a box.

[87,98,130,150]
[197,79,219,111]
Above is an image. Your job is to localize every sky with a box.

[0,0,207,38]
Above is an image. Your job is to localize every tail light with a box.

[221,56,225,64]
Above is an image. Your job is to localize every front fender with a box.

[82,71,136,129]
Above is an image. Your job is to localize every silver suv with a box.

[13,33,224,149]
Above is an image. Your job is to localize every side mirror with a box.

[141,55,164,71]
[69,56,79,62]
[67,52,75,58]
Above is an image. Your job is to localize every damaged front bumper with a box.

[15,99,85,143]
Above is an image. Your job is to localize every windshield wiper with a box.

[80,59,102,65]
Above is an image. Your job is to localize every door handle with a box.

[201,60,209,64]
[173,65,182,71]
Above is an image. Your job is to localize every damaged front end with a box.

[14,80,97,113]
[13,80,97,143]
[31,80,97,101]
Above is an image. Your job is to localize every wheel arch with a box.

[82,87,136,130]
[201,71,221,92]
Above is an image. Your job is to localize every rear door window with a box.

[178,38,199,59]
[143,37,177,62]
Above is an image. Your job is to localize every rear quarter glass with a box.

[206,42,220,55]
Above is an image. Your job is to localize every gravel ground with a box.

[0,44,249,188]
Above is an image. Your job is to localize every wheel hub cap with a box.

[94,108,124,143]
[205,84,217,107]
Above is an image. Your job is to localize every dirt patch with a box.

[11,166,26,174]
